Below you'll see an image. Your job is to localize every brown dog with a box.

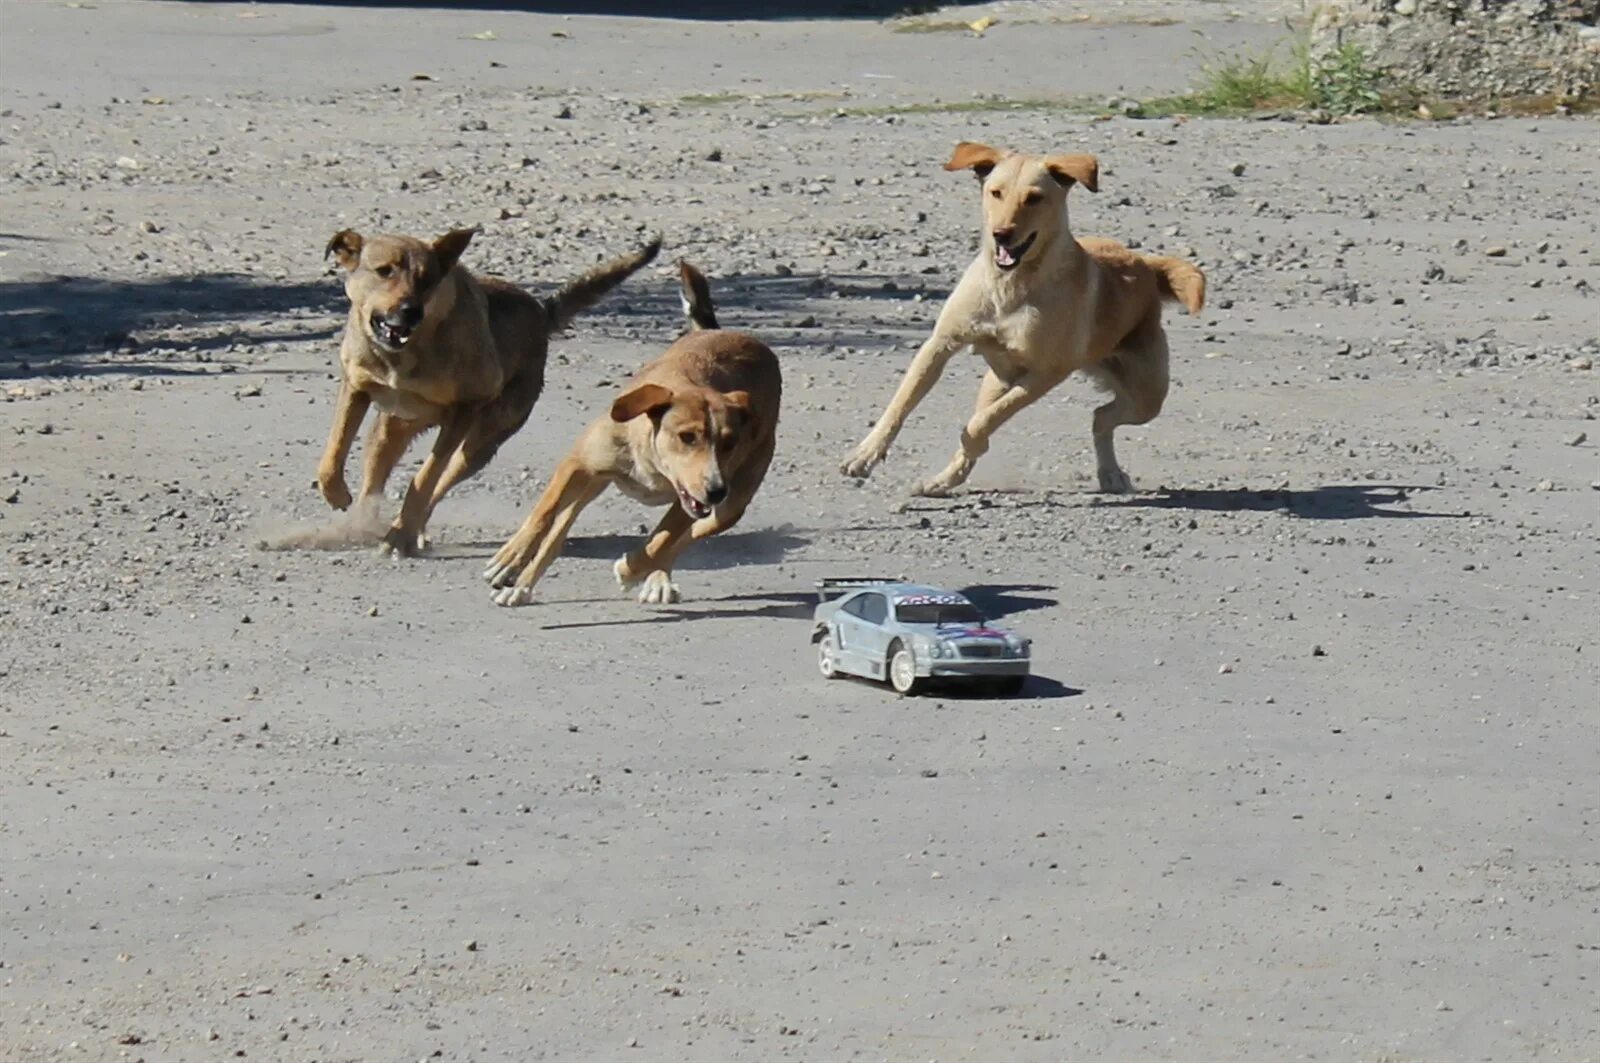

[841,141,1204,496]
[318,227,659,555]
[483,263,781,607]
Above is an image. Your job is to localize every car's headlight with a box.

[912,635,955,659]
[1004,635,1030,658]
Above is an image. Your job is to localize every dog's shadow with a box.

[433,525,811,567]
[1095,483,1464,520]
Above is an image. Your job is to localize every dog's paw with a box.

[913,477,956,498]
[318,475,353,511]
[491,584,535,608]
[378,525,427,558]
[1096,466,1134,494]
[613,556,643,589]
[840,440,886,479]
[637,570,681,605]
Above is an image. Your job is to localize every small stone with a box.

[367,605,380,617]
[1484,245,1508,258]
[3,488,17,504]
[554,104,573,119]
[465,939,480,952]
[705,148,722,162]
[1090,949,1108,961]
[115,155,141,170]
[1535,479,1555,491]
[1311,644,1326,657]
[139,219,159,233]
[1568,357,1593,370]
[1568,432,1588,447]
[1230,162,1246,177]
[1218,662,1233,674]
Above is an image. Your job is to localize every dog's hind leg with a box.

[917,367,1065,497]
[421,395,536,526]
[487,461,606,606]
[1089,319,1169,494]
[317,382,371,510]
[380,411,471,557]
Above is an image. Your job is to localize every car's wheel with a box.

[887,642,925,696]
[993,675,1026,697]
[818,632,840,679]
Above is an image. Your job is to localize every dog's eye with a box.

[678,430,697,446]
[988,188,1003,200]
[1023,190,1042,205]
[374,264,394,278]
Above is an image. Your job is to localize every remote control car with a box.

[811,577,1031,696]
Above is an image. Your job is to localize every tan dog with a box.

[841,141,1205,496]
[319,227,659,555]
[483,263,781,607]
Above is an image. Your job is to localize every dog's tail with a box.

[677,260,719,331]
[1149,255,1206,314]
[543,235,662,332]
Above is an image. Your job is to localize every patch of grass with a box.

[891,18,978,33]
[1134,33,1385,118]
[829,97,1091,118]
[678,90,849,108]
[678,92,746,107]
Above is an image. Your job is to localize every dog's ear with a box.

[943,141,1007,180]
[431,228,478,274]
[1043,153,1099,193]
[325,230,363,271]
[721,390,752,426]
[611,382,674,423]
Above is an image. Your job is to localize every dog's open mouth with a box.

[676,485,713,519]
[370,316,413,350]
[993,232,1037,271]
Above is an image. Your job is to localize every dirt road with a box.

[2,2,1597,1059]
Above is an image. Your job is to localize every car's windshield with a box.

[895,603,984,625]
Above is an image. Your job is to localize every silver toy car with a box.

[811,577,1031,696]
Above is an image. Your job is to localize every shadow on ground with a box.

[539,590,818,629]
[197,1,940,18]
[0,272,340,378]
[0,265,934,378]
[1099,484,1467,520]
[561,526,811,569]
[958,583,1057,621]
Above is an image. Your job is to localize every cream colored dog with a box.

[841,141,1205,496]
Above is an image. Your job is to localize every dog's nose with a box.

[704,484,728,506]
[992,227,1015,245]
[396,302,423,328]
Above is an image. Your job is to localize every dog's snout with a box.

[704,484,728,506]
[396,302,423,328]
[991,227,1015,245]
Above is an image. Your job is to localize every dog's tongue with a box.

[995,244,1016,267]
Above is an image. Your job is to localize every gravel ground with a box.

[2,2,1598,1061]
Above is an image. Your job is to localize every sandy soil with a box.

[2,2,1598,1060]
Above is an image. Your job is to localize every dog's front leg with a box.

[841,332,964,479]
[613,506,695,604]
[917,367,1069,497]
[317,381,371,510]
[617,435,772,604]
[380,410,471,557]
[487,461,607,607]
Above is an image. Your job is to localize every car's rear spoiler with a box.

[815,576,905,603]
